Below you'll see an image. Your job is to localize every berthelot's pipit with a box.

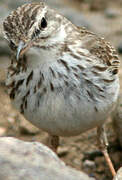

[3,2,120,176]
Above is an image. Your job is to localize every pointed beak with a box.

[16,41,32,60]
[16,41,26,60]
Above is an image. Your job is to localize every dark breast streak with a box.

[7,48,117,116]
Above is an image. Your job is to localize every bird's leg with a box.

[97,125,116,177]
[48,135,59,153]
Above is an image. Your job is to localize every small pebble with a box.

[113,167,122,180]
[83,160,96,169]
[58,146,69,157]
[73,158,81,166]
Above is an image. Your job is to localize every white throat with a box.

[26,46,59,69]
[26,25,67,69]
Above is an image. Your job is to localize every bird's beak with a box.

[16,41,32,60]
[17,41,25,60]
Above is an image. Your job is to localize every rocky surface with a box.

[0,137,94,180]
[113,167,122,180]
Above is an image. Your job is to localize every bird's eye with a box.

[31,17,47,39]
[9,40,16,50]
[40,17,47,29]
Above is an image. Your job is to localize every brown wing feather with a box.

[78,27,120,75]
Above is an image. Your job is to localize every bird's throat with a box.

[25,46,61,69]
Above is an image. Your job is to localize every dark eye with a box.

[9,40,16,50]
[40,17,47,29]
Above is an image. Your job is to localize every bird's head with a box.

[3,2,73,60]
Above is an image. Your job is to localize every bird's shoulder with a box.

[77,27,120,74]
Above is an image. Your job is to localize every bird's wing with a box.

[77,27,120,75]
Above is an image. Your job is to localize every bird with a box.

[3,2,120,177]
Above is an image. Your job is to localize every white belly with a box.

[12,77,119,137]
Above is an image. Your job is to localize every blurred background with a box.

[0,0,122,179]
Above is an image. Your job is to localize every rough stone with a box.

[0,137,95,180]
[113,167,122,180]
[83,160,96,169]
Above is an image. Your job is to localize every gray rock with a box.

[0,137,95,180]
[83,160,96,169]
[113,167,122,180]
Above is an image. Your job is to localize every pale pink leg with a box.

[97,125,116,177]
